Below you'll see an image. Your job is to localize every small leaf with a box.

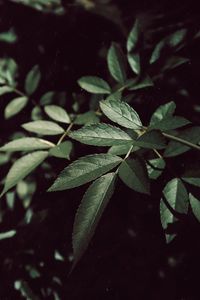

[189,193,200,222]
[40,91,55,106]
[108,144,139,155]
[4,96,28,119]
[147,158,166,180]
[0,230,16,240]
[72,172,116,267]
[182,177,200,187]
[0,28,17,44]
[44,105,70,124]
[48,154,122,191]
[127,53,140,75]
[100,99,142,129]
[25,65,41,95]
[127,19,140,52]
[49,141,73,159]
[22,120,64,135]
[127,75,153,90]
[160,178,189,242]
[69,123,133,146]
[150,101,176,125]
[119,158,150,195]
[106,91,122,102]
[150,29,187,64]
[135,130,166,149]
[74,111,100,125]
[164,126,200,157]
[0,137,55,152]
[162,56,189,72]
[107,42,126,84]
[0,86,14,96]
[1,151,48,196]
[149,116,190,131]
[78,76,111,94]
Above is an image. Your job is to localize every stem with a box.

[115,145,133,174]
[13,87,26,97]
[57,123,73,145]
[153,149,162,159]
[162,132,200,151]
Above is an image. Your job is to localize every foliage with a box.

[1,2,200,299]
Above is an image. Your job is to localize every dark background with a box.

[0,1,200,299]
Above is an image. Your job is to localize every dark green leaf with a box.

[150,101,176,125]
[25,65,41,95]
[127,53,140,75]
[107,42,127,84]
[72,172,116,267]
[108,144,139,155]
[164,126,200,157]
[48,154,122,191]
[189,193,200,222]
[182,177,200,187]
[149,116,190,131]
[119,158,150,194]
[127,19,140,52]
[135,130,166,149]
[127,75,153,90]
[74,111,100,125]
[147,158,166,179]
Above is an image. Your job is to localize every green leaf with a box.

[1,151,48,196]
[147,158,166,180]
[0,230,16,240]
[74,111,100,125]
[78,76,111,94]
[189,193,200,222]
[100,99,142,129]
[149,116,190,131]
[69,123,133,146]
[106,90,122,102]
[150,29,187,64]
[107,42,127,84]
[72,172,116,267]
[0,28,17,44]
[182,177,200,187]
[40,91,55,106]
[134,130,166,149]
[25,65,41,95]
[127,75,153,90]
[22,120,64,135]
[48,154,122,191]
[44,105,70,123]
[164,126,200,157]
[108,144,139,155]
[160,178,189,242]
[49,141,73,159]
[127,19,140,52]
[161,56,189,72]
[0,86,14,96]
[0,137,55,152]
[127,53,140,75]
[150,101,176,125]
[4,96,28,119]
[119,158,150,195]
